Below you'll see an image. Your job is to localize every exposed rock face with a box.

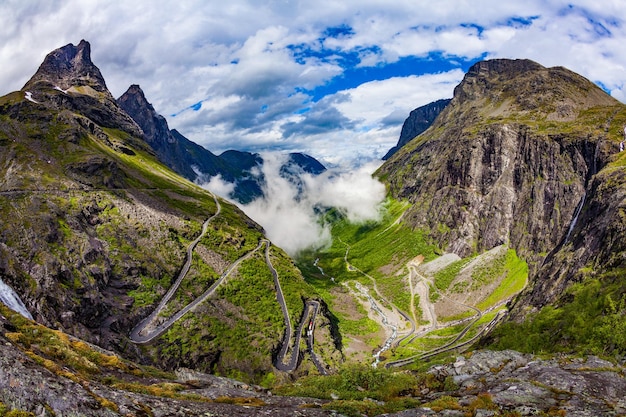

[117,85,232,182]
[117,85,327,204]
[378,59,623,274]
[23,39,109,94]
[118,84,175,145]
[517,151,626,311]
[2,40,335,381]
[0,310,334,416]
[18,40,143,139]
[383,98,451,160]
[387,350,626,416]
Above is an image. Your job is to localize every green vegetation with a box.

[317,199,437,281]
[296,197,529,366]
[152,242,323,384]
[489,269,626,358]
[434,257,474,291]
[0,303,219,413]
[276,364,421,415]
[0,402,35,417]
[276,363,480,416]
[476,249,527,310]
[297,198,437,337]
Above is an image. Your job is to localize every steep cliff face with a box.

[378,60,626,353]
[117,85,327,204]
[117,85,232,181]
[518,152,626,310]
[382,98,450,160]
[24,39,108,94]
[378,59,624,273]
[21,40,143,139]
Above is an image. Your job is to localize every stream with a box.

[565,192,586,243]
[354,282,397,367]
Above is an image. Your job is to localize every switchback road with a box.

[130,200,326,373]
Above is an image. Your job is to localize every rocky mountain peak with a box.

[450,58,617,116]
[23,39,109,94]
[383,98,451,160]
[465,58,544,79]
[379,58,624,265]
[118,84,176,146]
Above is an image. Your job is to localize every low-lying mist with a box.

[199,153,386,256]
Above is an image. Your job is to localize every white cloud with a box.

[1,0,626,167]
[198,174,236,199]
[211,153,386,255]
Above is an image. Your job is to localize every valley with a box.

[0,40,625,416]
[297,198,528,368]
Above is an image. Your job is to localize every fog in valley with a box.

[200,153,386,255]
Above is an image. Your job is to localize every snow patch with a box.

[24,91,40,103]
[54,86,69,94]
[0,277,33,320]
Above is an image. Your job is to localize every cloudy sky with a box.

[2,0,626,167]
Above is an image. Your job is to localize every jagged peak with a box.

[118,84,175,145]
[118,84,154,113]
[121,84,147,100]
[23,39,109,94]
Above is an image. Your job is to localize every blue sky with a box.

[1,1,625,167]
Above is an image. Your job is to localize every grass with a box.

[0,303,223,412]
[297,198,437,342]
[275,362,503,416]
[433,257,474,291]
[296,197,532,365]
[0,97,327,384]
[476,249,528,310]
[488,268,626,358]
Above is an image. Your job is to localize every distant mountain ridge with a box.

[382,98,450,160]
[117,84,326,204]
[0,39,339,388]
[1,40,625,417]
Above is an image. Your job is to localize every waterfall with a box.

[565,140,599,245]
[0,278,33,320]
[565,192,586,244]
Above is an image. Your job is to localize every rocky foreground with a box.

[386,350,626,417]
[2,311,624,417]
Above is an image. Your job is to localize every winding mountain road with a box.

[385,267,486,368]
[339,240,414,366]
[129,197,326,373]
[269,242,327,374]
[130,194,221,343]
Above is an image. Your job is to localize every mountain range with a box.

[0,40,625,416]
[117,82,326,203]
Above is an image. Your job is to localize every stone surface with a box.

[383,99,451,160]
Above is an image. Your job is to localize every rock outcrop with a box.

[378,59,624,272]
[378,59,626,353]
[387,350,626,417]
[383,98,451,160]
[117,85,231,181]
[19,40,144,139]
[117,84,327,204]
[23,39,108,94]
[1,40,335,382]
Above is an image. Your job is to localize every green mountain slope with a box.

[0,40,339,383]
[297,198,528,367]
